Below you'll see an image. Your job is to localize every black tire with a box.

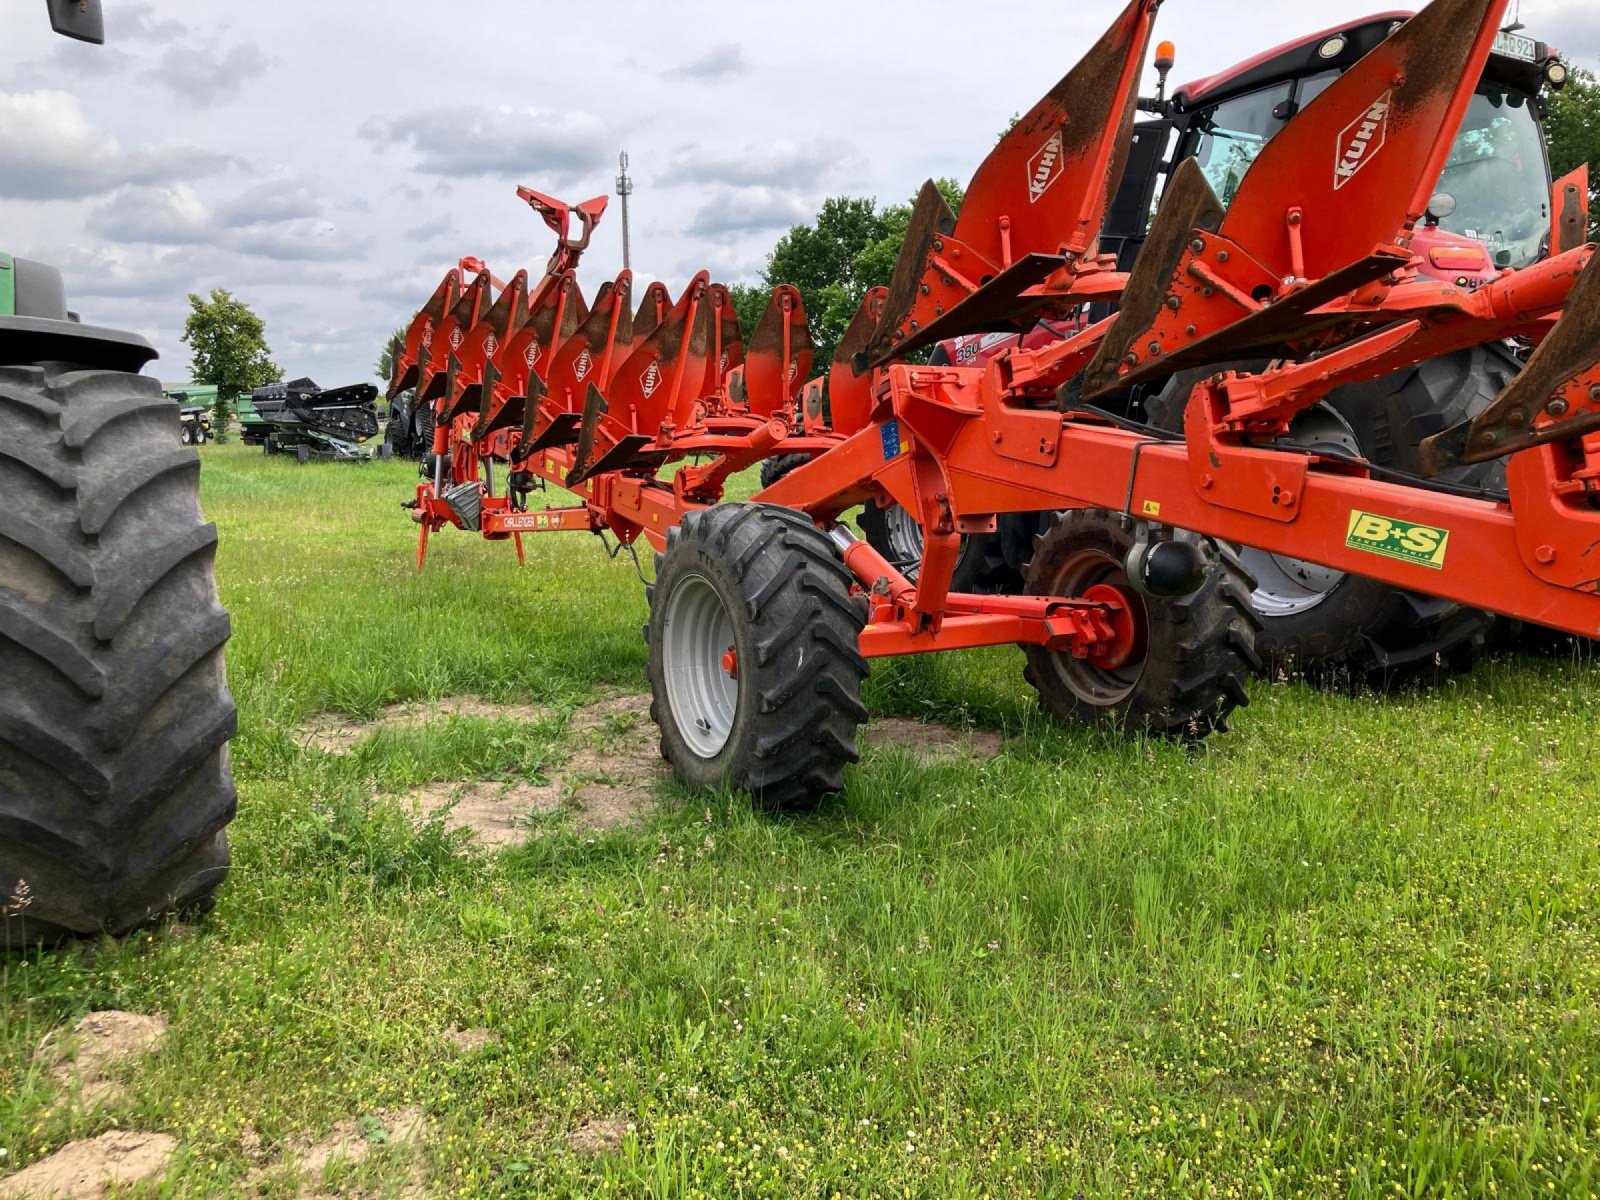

[179,424,194,446]
[1146,345,1516,687]
[1022,510,1260,742]
[415,404,435,459]
[647,504,869,812]
[758,454,810,490]
[295,444,312,465]
[857,501,1015,593]
[0,363,236,948]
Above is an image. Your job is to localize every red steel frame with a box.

[389,0,1600,668]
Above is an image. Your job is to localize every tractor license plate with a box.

[1492,30,1537,63]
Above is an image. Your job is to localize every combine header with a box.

[388,0,1599,810]
[251,378,386,463]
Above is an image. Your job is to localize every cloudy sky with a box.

[4,0,1596,388]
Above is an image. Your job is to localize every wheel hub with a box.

[1082,582,1144,670]
[662,573,740,758]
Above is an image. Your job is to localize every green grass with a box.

[3,441,1599,1197]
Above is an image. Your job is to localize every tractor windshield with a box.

[1187,77,1550,268]
[1433,87,1549,268]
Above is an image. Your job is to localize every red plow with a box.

[388,0,1600,810]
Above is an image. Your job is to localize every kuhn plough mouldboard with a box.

[387,0,1599,810]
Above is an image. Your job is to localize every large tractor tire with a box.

[757,453,810,491]
[1022,510,1260,741]
[1145,344,1517,687]
[856,501,1019,593]
[0,363,236,948]
[647,504,869,812]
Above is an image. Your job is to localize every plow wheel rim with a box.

[1239,405,1360,617]
[662,572,739,758]
[1042,546,1149,706]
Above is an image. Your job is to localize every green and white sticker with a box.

[1345,510,1450,570]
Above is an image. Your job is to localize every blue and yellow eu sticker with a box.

[880,419,911,461]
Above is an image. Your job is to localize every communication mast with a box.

[616,150,634,270]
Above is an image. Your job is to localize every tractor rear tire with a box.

[0,363,236,948]
[857,502,1016,593]
[758,454,810,491]
[1146,344,1516,688]
[647,504,869,813]
[1022,510,1260,742]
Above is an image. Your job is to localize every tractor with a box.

[894,13,1577,684]
[0,2,237,947]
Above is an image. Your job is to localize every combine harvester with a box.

[388,0,1599,811]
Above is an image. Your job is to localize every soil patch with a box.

[301,695,550,754]
[0,1131,177,1199]
[36,1010,168,1108]
[862,717,1004,764]
[441,1027,500,1054]
[567,1118,632,1156]
[246,1106,425,1198]
[408,781,562,847]
[403,693,665,846]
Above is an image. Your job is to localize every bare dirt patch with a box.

[441,1027,500,1054]
[245,1106,426,1198]
[862,717,1004,764]
[300,695,550,754]
[0,1131,177,1199]
[567,1118,632,1156]
[402,693,665,846]
[408,781,562,847]
[36,1010,168,1108]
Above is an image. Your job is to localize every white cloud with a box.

[360,106,613,184]
[687,186,814,236]
[659,139,856,190]
[0,90,231,199]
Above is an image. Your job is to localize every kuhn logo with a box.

[449,328,462,349]
[574,348,593,380]
[484,335,498,357]
[1334,91,1392,190]
[525,340,541,367]
[640,360,662,397]
[421,327,432,348]
[1027,128,1066,203]
[719,351,729,374]
[786,360,798,384]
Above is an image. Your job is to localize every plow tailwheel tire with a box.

[0,363,237,947]
[647,503,870,813]
[1146,344,1516,688]
[295,444,311,465]
[758,453,811,491]
[856,501,1014,594]
[1022,510,1261,742]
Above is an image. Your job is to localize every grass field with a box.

[3,440,1599,1198]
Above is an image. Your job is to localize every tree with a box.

[182,289,281,442]
[1545,68,1600,238]
[760,180,966,369]
[725,283,770,346]
[375,326,406,384]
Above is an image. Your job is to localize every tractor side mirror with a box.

[47,0,105,44]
